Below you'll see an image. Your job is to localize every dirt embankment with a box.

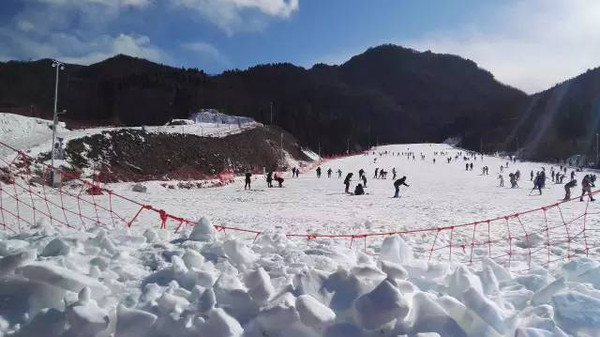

[65,126,312,182]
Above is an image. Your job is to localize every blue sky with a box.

[1,0,600,93]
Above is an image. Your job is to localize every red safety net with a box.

[0,140,598,271]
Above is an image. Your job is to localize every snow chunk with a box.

[0,249,36,274]
[244,267,274,305]
[553,291,600,334]
[198,308,243,337]
[116,305,157,337]
[354,278,409,330]
[379,236,413,265]
[403,292,466,337]
[182,249,205,269]
[223,239,257,268]
[40,238,70,256]
[296,294,336,328]
[189,217,216,242]
[462,287,508,334]
[16,263,107,295]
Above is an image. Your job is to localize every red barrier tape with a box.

[0,140,598,269]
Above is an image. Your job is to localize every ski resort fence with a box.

[0,140,599,271]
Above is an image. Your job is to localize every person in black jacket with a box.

[354,183,365,195]
[244,172,252,190]
[393,176,409,198]
[316,167,322,178]
[266,171,273,188]
[344,173,353,194]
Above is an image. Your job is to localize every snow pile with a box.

[2,221,600,336]
[0,113,67,157]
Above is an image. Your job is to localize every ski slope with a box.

[2,123,600,335]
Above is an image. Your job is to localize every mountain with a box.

[508,67,600,162]
[0,45,527,154]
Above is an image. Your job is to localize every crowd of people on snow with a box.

[240,146,597,202]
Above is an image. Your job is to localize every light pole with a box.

[51,59,65,169]
[596,133,598,167]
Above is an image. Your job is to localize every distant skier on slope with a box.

[498,174,504,187]
[374,168,379,179]
[327,168,333,178]
[316,167,322,178]
[392,168,397,180]
[244,172,252,190]
[358,169,365,180]
[344,173,353,194]
[580,175,596,202]
[393,176,409,198]
[274,173,284,187]
[354,183,365,195]
[337,169,342,178]
[266,171,273,188]
[564,178,577,200]
[362,174,368,188]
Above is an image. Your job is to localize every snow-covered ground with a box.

[2,122,600,336]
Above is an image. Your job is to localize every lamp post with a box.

[596,133,598,167]
[50,60,65,169]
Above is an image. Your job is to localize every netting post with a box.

[583,200,590,257]
[487,220,491,257]
[429,228,441,261]
[505,217,512,268]
[542,208,550,266]
[469,222,478,265]
[557,204,571,259]
[449,226,455,262]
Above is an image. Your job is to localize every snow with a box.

[3,119,600,335]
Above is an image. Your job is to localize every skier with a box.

[337,169,342,178]
[392,168,397,180]
[316,167,322,178]
[354,183,365,196]
[274,173,284,187]
[266,171,273,188]
[470,163,473,171]
[498,174,504,187]
[532,173,542,195]
[244,172,252,190]
[530,170,534,181]
[344,173,353,194]
[374,168,379,179]
[564,178,577,200]
[358,169,365,180]
[362,174,367,188]
[291,167,296,178]
[580,175,596,202]
[393,176,409,198]
[510,173,518,188]
[466,163,469,171]
[327,168,333,178]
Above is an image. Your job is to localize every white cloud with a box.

[173,0,299,35]
[0,28,163,65]
[404,0,600,94]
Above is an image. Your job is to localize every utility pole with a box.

[480,136,483,154]
[51,59,64,169]
[270,102,273,125]
[596,133,598,167]
[346,138,350,154]
[318,140,321,158]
